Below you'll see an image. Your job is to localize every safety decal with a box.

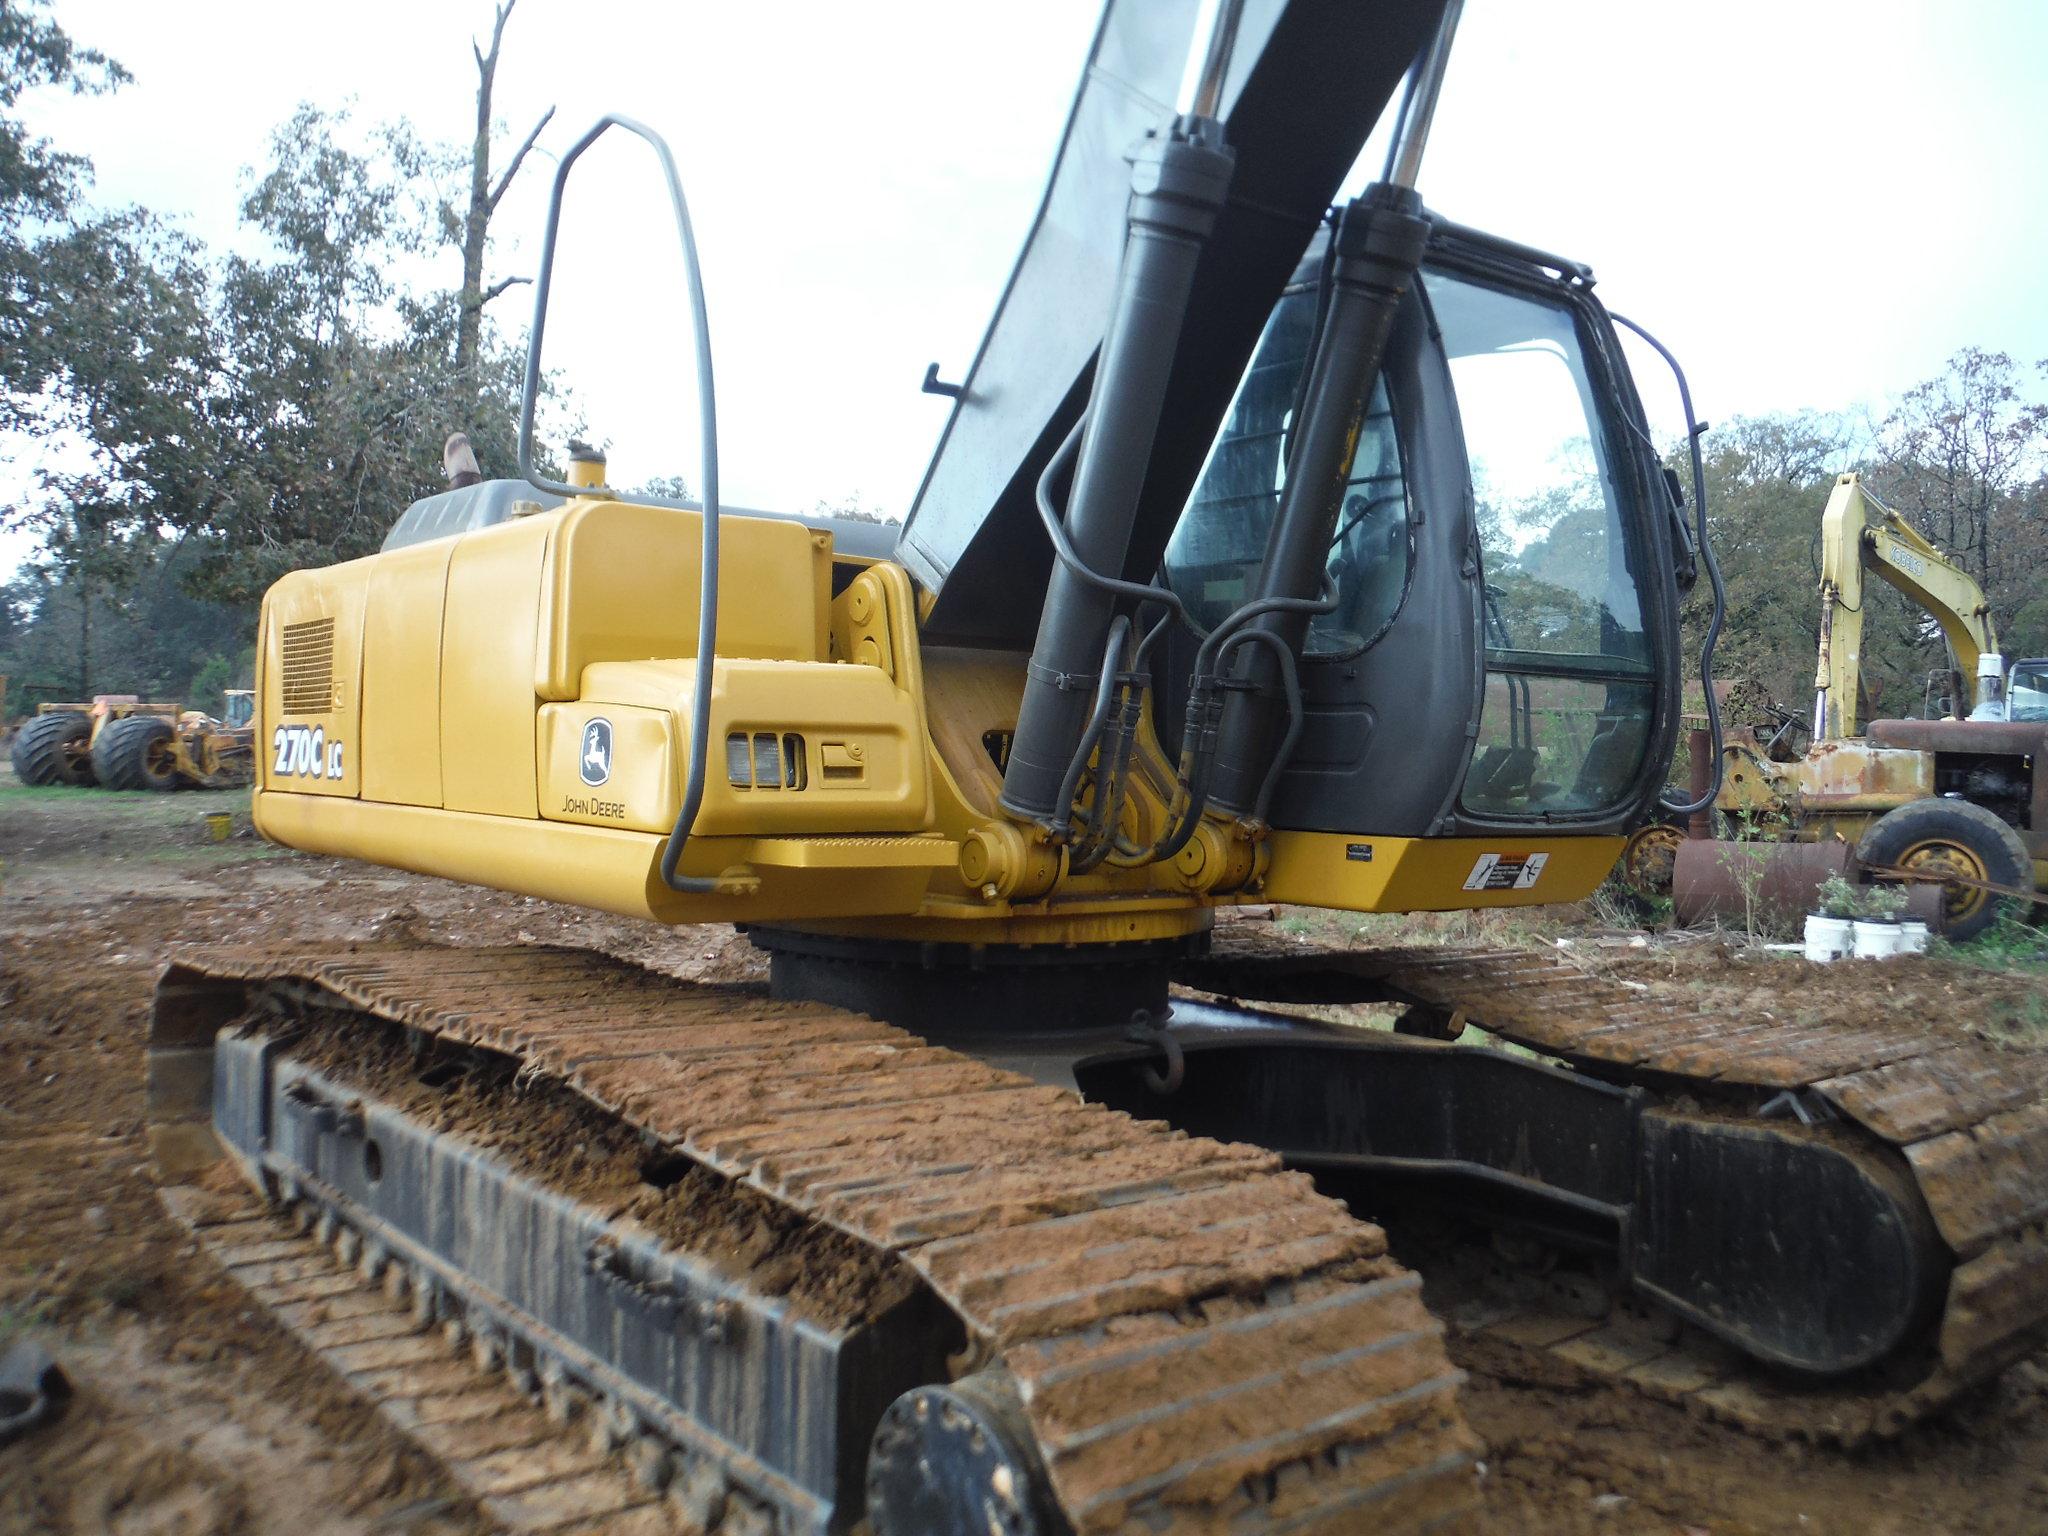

[1463,851,1548,891]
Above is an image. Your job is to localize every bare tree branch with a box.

[482,0,515,70]
[487,105,556,212]
[480,274,530,305]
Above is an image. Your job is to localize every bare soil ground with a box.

[2,770,2045,1535]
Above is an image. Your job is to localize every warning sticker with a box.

[1463,852,1549,892]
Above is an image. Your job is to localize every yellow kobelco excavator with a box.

[145,3,2048,1533]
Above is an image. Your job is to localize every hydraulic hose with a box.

[1214,627,1304,827]
[1611,311,1724,817]
[515,116,726,895]
[1050,616,1134,846]
[1030,407,1337,859]
[1032,416,1193,634]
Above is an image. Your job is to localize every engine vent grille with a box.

[279,617,337,714]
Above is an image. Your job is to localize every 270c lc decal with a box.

[273,723,345,781]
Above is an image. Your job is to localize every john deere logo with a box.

[580,718,613,787]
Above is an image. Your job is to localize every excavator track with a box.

[1181,925,2048,1443]
[148,941,1481,1536]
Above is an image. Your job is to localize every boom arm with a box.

[1812,471,2000,739]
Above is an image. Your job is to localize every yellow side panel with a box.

[537,702,678,833]
[360,539,452,807]
[1261,833,1626,912]
[574,657,930,836]
[534,501,830,701]
[259,563,368,799]
[441,516,550,818]
[250,791,941,925]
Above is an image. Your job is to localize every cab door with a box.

[1157,228,1681,841]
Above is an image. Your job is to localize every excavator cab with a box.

[2004,659,2048,722]
[1158,226,1677,847]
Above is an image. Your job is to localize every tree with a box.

[810,492,899,525]
[454,0,554,420]
[1874,348,2047,593]
[186,105,541,604]
[1670,411,1861,720]
[0,0,130,416]
[0,8,564,710]
[1871,349,2048,680]
[1,8,223,689]
[0,537,248,705]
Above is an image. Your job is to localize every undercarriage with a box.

[146,923,2048,1532]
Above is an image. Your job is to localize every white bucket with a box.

[1804,913,1854,962]
[1852,920,1901,959]
[1898,920,1930,955]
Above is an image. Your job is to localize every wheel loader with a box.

[10,690,255,791]
[145,3,2048,1532]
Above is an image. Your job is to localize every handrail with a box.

[515,115,726,894]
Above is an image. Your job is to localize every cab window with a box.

[2009,661,2048,722]
[1425,270,1653,818]
[1163,288,1411,656]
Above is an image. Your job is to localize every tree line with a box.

[1679,351,2048,730]
[0,0,554,712]
[2,0,2044,736]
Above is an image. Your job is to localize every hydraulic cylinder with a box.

[1208,184,1430,816]
[1000,121,1234,826]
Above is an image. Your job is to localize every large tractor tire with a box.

[92,714,182,791]
[1618,814,1687,900]
[1858,797,2033,943]
[10,712,96,787]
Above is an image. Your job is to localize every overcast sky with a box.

[7,0,2045,581]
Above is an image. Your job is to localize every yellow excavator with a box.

[1689,472,2045,937]
[145,4,2048,1533]
[1812,469,2002,740]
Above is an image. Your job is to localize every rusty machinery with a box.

[10,691,256,791]
[1637,474,2046,938]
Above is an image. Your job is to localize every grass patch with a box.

[1345,907,1562,951]
[1938,912,2048,975]
[88,1264,151,1312]
[0,782,105,805]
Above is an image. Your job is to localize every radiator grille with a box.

[279,617,337,714]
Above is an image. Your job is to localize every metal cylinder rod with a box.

[1382,0,1464,191]
[1812,581,1837,742]
[1686,728,1715,839]
[1177,0,1247,120]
